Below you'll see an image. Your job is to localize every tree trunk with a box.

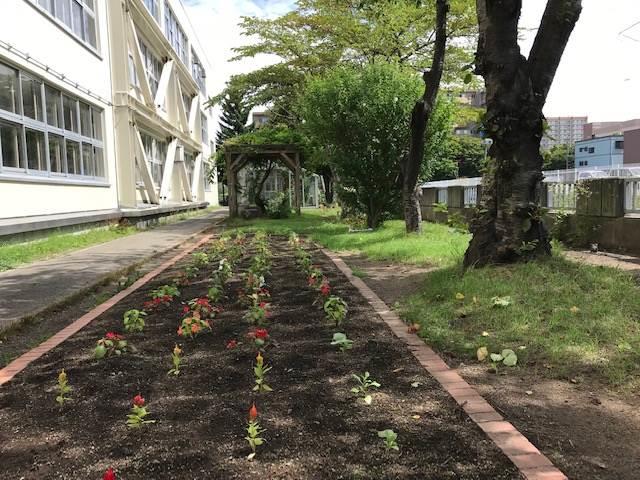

[319,166,334,204]
[402,0,449,233]
[253,160,275,214]
[464,0,582,268]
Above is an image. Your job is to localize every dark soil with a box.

[0,236,521,479]
[345,255,640,480]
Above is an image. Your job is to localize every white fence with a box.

[547,183,577,211]
[625,180,640,213]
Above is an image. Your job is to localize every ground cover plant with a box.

[0,232,519,479]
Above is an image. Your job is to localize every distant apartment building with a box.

[540,116,587,150]
[0,0,218,233]
[453,90,485,137]
[575,136,624,168]
[583,119,640,165]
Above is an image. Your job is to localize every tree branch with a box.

[528,0,582,108]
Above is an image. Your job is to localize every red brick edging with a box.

[0,232,215,386]
[321,248,568,480]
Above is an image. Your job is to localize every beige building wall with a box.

[0,0,119,219]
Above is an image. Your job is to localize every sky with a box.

[184,0,640,124]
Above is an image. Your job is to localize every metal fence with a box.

[422,163,640,214]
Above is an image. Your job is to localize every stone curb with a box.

[320,247,568,480]
[0,232,216,386]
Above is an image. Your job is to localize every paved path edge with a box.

[0,215,226,334]
[0,232,216,386]
[320,247,568,480]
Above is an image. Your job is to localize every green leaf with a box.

[94,345,106,359]
[502,350,518,367]
[490,353,503,362]
[463,72,473,84]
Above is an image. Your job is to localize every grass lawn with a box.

[0,226,137,272]
[232,210,640,388]
[230,209,470,267]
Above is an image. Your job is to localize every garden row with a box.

[0,231,520,479]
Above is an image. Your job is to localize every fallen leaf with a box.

[392,368,404,373]
[477,346,489,362]
[481,331,490,337]
[525,390,533,395]
[411,415,421,420]
[411,381,421,388]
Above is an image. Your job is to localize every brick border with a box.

[0,232,216,386]
[320,248,568,480]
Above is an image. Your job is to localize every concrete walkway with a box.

[0,209,226,332]
[565,249,640,273]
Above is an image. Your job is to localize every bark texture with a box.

[464,0,582,267]
[402,0,449,233]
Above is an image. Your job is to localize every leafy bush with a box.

[265,192,291,219]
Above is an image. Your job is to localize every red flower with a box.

[226,339,238,349]
[249,403,258,421]
[196,298,210,307]
[143,301,154,310]
[308,276,317,286]
[133,394,145,407]
[162,295,171,303]
[255,328,269,340]
[182,305,190,315]
[258,302,268,309]
[103,467,116,480]
[105,332,122,341]
[191,323,200,334]
[177,327,184,336]
[320,283,331,296]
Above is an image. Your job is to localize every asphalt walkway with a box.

[0,209,226,332]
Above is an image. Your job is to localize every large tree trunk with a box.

[464,0,582,267]
[319,166,334,204]
[402,0,449,233]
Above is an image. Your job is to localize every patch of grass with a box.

[400,255,640,388]
[230,209,469,267]
[351,267,368,278]
[0,226,138,272]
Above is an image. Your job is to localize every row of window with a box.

[139,132,167,186]
[164,2,188,66]
[0,60,105,180]
[142,0,206,92]
[32,0,98,50]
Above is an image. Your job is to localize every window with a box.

[191,49,206,94]
[0,60,106,181]
[0,120,23,169]
[46,86,63,128]
[615,140,624,150]
[164,3,188,65]
[138,132,167,186]
[31,0,98,50]
[21,74,44,121]
[0,63,20,114]
[588,147,595,154]
[201,112,208,143]
[184,151,195,185]
[139,40,163,97]
[143,0,159,20]
[26,129,47,171]
[63,95,78,132]
[48,134,65,173]
[182,92,192,116]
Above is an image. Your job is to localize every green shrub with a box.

[265,192,291,219]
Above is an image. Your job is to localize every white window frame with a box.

[29,0,99,53]
[0,59,107,185]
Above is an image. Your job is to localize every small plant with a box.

[331,332,353,352]
[253,352,273,393]
[123,309,146,333]
[377,429,399,451]
[184,265,200,279]
[208,284,224,303]
[103,467,116,480]
[168,344,183,376]
[226,339,238,349]
[247,328,270,349]
[191,251,210,268]
[288,231,300,247]
[126,394,155,428]
[244,302,270,326]
[324,296,348,326]
[351,371,380,405]
[94,332,129,359]
[55,369,72,406]
[489,349,518,371]
[150,285,180,301]
[187,297,219,319]
[245,403,266,460]
[177,313,212,338]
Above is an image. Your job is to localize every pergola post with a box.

[226,150,238,218]
[294,152,302,215]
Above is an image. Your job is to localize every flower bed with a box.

[0,233,519,479]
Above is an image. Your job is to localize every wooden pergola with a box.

[224,144,303,218]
